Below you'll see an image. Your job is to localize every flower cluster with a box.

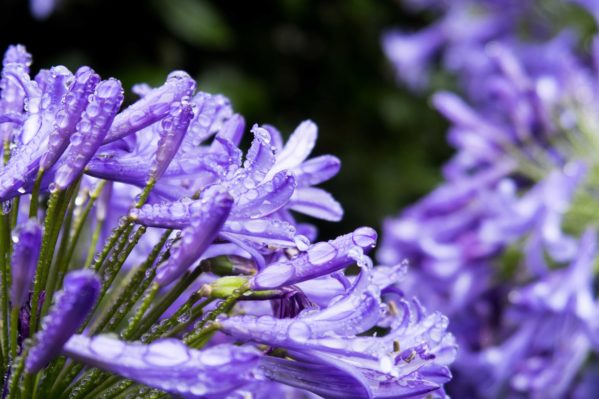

[383,0,596,93]
[0,45,455,398]
[382,1,599,397]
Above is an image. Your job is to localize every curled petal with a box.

[232,171,296,219]
[222,218,297,248]
[266,120,317,180]
[104,71,195,143]
[63,336,261,399]
[178,91,233,153]
[54,79,124,190]
[288,187,343,222]
[0,45,32,141]
[293,155,341,187]
[259,351,372,399]
[209,113,245,154]
[155,189,233,286]
[243,125,276,184]
[40,66,100,171]
[150,100,194,181]
[0,67,73,200]
[251,227,377,289]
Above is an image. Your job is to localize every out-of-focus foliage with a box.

[0,0,451,238]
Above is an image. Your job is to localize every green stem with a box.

[28,170,44,219]
[127,265,204,341]
[84,221,104,268]
[48,360,85,398]
[64,181,106,270]
[163,297,215,339]
[0,213,11,371]
[29,183,76,334]
[39,196,75,320]
[85,377,130,399]
[87,376,135,399]
[86,176,154,273]
[3,138,11,165]
[89,230,171,334]
[184,284,249,347]
[9,197,19,230]
[9,306,19,360]
[6,350,26,399]
[120,284,159,340]
[135,178,156,209]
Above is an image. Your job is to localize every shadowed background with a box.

[0,0,451,240]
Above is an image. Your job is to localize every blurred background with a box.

[0,0,452,239]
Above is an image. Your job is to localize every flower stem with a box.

[89,230,171,334]
[29,182,77,334]
[64,181,106,270]
[0,212,11,371]
[28,170,44,219]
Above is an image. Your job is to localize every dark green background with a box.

[0,0,451,239]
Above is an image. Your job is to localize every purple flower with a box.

[26,270,100,373]
[63,336,261,398]
[219,251,456,398]
[0,44,457,398]
[0,65,73,200]
[468,229,598,398]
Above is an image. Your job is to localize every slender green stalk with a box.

[9,196,19,230]
[87,177,155,273]
[28,170,44,219]
[163,297,215,338]
[29,182,77,334]
[188,284,248,335]
[7,351,26,399]
[84,221,104,268]
[120,284,159,340]
[0,213,11,371]
[32,357,65,399]
[98,226,146,295]
[135,178,156,209]
[86,377,130,399]
[86,376,135,399]
[64,181,106,269]
[89,230,171,334]
[2,138,10,165]
[185,323,220,348]
[87,219,129,272]
[38,196,75,320]
[127,265,204,341]
[9,305,19,359]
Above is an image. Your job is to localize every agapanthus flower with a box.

[382,0,596,94]
[382,1,599,396]
[0,44,455,398]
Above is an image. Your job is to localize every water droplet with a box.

[294,235,310,251]
[307,242,337,266]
